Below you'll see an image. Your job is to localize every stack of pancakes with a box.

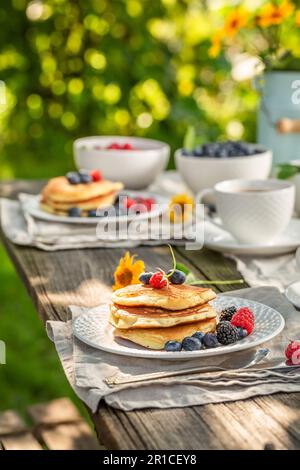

[110,284,217,350]
[40,176,123,216]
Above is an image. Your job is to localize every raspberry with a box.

[144,198,155,211]
[108,143,120,149]
[90,169,102,182]
[231,307,254,335]
[149,271,168,289]
[124,197,136,209]
[285,340,300,362]
[123,143,132,150]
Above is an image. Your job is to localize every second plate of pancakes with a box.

[73,295,284,360]
[24,191,169,224]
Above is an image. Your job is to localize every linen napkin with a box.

[0,172,201,251]
[46,286,300,412]
[204,217,300,292]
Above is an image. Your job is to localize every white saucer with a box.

[204,218,300,256]
[285,281,300,309]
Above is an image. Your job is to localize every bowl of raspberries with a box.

[74,136,170,190]
[175,141,272,193]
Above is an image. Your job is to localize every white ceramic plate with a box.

[72,296,284,360]
[204,218,300,256]
[23,191,169,225]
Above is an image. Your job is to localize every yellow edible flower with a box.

[256,1,294,27]
[223,8,249,37]
[112,252,145,291]
[169,193,194,223]
[209,31,224,58]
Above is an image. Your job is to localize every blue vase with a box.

[257,71,300,165]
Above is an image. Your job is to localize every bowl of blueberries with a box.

[175,141,272,193]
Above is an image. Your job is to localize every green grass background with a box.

[0,243,88,419]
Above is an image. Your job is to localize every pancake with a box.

[114,317,217,350]
[111,284,216,311]
[41,190,118,211]
[40,202,70,216]
[42,176,123,203]
[109,302,217,329]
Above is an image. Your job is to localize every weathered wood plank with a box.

[96,393,300,450]
[1,433,43,451]
[176,247,248,292]
[0,411,28,435]
[36,422,102,450]
[0,179,45,199]
[27,398,82,426]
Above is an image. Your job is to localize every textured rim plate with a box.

[204,218,300,256]
[72,296,285,360]
[24,191,169,225]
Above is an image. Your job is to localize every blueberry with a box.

[193,146,203,157]
[88,209,98,217]
[167,269,186,285]
[182,336,202,351]
[66,172,80,184]
[215,147,228,158]
[237,327,248,340]
[68,207,81,217]
[182,148,192,156]
[79,171,92,183]
[192,331,205,343]
[164,340,182,352]
[202,333,219,348]
[139,272,153,285]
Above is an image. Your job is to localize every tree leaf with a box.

[183,125,196,150]
[277,164,300,180]
[175,262,191,275]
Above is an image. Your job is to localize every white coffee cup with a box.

[198,179,295,245]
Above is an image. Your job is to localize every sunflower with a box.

[169,192,194,223]
[256,1,294,27]
[209,31,224,58]
[296,10,300,26]
[223,8,249,37]
[112,252,145,291]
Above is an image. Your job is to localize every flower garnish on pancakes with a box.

[112,252,145,291]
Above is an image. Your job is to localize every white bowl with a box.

[175,145,272,193]
[289,160,300,216]
[74,136,170,189]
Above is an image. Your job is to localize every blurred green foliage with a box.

[0,0,258,179]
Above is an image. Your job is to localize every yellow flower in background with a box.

[112,252,145,291]
[296,10,300,26]
[169,193,194,223]
[223,8,249,37]
[256,1,294,27]
[209,31,224,58]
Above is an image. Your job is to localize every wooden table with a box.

[1,179,300,450]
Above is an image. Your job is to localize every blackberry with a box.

[219,305,237,322]
[216,321,239,345]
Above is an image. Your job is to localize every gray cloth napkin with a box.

[230,253,300,292]
[46,287,300,412]
[0,172,200,251]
